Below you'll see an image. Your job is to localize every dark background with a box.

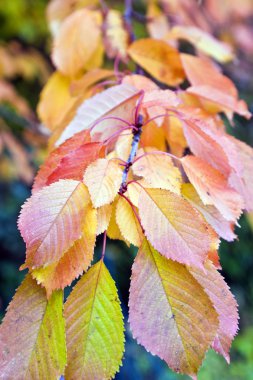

[0,1,253,379]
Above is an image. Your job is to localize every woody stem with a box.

[119,114,143,195]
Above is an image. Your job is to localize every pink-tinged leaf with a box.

[182,156,244,222]
[122,74,158,91]
[189,261,239,363]
[46,142,104,185]
[141,89,181,126]
[83,158,123,208]
[138,188,212,268]
[33,130,91,193]
[55,84,140,146]
[219,136,253,212]
[129,239,218,376]
[32,205,97,297]
[18,180,90,269]
[182,117,231,177]
[182,183,236,242]
[0,275,66,379]
[181,54,251,120]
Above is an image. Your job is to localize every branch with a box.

[119,114,143,194]
[124,0,135,42]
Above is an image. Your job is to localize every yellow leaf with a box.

[129,239,218,376]
[52,9,102,77]
[96,203,113,235]
[70,68,114,96]
[37,71,78,131]
[0,275,66,379]
[104,9,129,61]
[138,188,212,268]
[116,196,144,247]
[84,158,122,208]
[65,260,125,379]
[132,148,182,194]
[170,26,234,63]
[128,38,185,86]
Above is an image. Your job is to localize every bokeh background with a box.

[0,1,253,379]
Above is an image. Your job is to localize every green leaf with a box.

[0,275,66,379]
[64,259,125,380]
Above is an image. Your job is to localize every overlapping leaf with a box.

[116,196,144,247]
[182,183,236,241]
[84,158,122,208]
[132,148,182,193]
[32,205,97,297]
[138,187,212,268]
[171,26,234,63]
[189,261,239,363]
[0,275,66,379]
[181,54,251,120]
[64,260,124,380]
[19,179,90,269]
[128,39,185,86]
[52,9,102,77]
[182,155,244,222]
[129,240,219,377]
[56,84,139,146]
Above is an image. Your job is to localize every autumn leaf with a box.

[55,84,139,145]
[0,275,66,379]
[84,158,123,208]
[181,54,251,120]
[96,203,113,235]
[170,26,234,63]
[37,71,78,131]
[64,260,125,380]
[128,38,185,86]
[70,68,114,96]
[116,196,144,247]
[138,187,212,268]
[189,261,239,363]
[132,148,182,194]
[19,179,90,269]
[32,205,97,297]
[52,9,102,77]
[182,183,236,242]
[181,117,231,176]
[104,9,129,61]
[32,130,94,192]
[129,240,218,377]
[181,155,244,222]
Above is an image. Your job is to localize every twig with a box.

[101,231,107,260]
[119,113,143,194]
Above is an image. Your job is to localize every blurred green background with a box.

[0,1,253,379]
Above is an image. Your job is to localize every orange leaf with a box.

[181,155,244,222]
[52,9,102,77]
[128,38,185,86]
[181,54,251,120]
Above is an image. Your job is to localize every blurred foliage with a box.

[0,1,253,379]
